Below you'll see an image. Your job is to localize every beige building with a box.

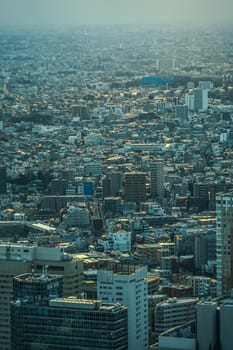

[0,243,83,350]
[134,242,175,266]
[134,243,161,266]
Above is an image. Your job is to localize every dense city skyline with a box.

[1,0,233,348]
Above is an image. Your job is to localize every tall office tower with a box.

[175,105,188,122]
[216,192,233,296]
[97,265,148,350]
[124,171,147,204]
[197,298,233,350]
[49,178,67,195]
[194,234,207,270]
[0,243,83,350]
[193,231,216,273]
[220,302,233,350]
[185,93,195,111]
[0,166,7,194]
[193,88,208,111]
[193,182,210,211]
[154,298,198,341]
[196,301,218,350]
[150,161,164,200]
[11,274,128,350]
[110,171,122,196]
[102,175,111,198]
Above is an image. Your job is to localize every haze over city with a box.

[1,0,233,27]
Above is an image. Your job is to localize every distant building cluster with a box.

[1,24,233,349]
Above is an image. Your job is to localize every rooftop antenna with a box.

[42,265,49,279]
[31,263,35,279]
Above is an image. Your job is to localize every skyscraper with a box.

[185,93,195,111]
[11,273,128,350]
[185,88,208,111]
[110,171,122,196]
[175,105,188,122]
[0,166,7,194]
[97,264,148,350]
[0,243,83,350]
[124,171,147,204]
[196,301,218,350]
[197,298,233,350]
[216,192,233,296]
[193,88,208,111]
[150,160,164,200]
[102,175,111,198]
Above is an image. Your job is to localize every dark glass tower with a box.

[0,166,7,194]
[11,272,128,350]
[124,171,147,204]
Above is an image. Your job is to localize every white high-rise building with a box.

[97,265,148,350]
[185,93,195,111]
[185,89,208,111]
[216,191,233,296]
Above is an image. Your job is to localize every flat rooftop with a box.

[14,273,61,283]
[49,297,127,311]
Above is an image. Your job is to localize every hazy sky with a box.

[0,0,233,27]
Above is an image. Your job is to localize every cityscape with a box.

[1,1,233,350]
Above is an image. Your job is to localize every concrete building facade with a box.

[216,192,233,296]
[0,243,83,350]
[11,273,127,350]
[150,160,164,200]
[97,264,148,350]
[154,297,198,341]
